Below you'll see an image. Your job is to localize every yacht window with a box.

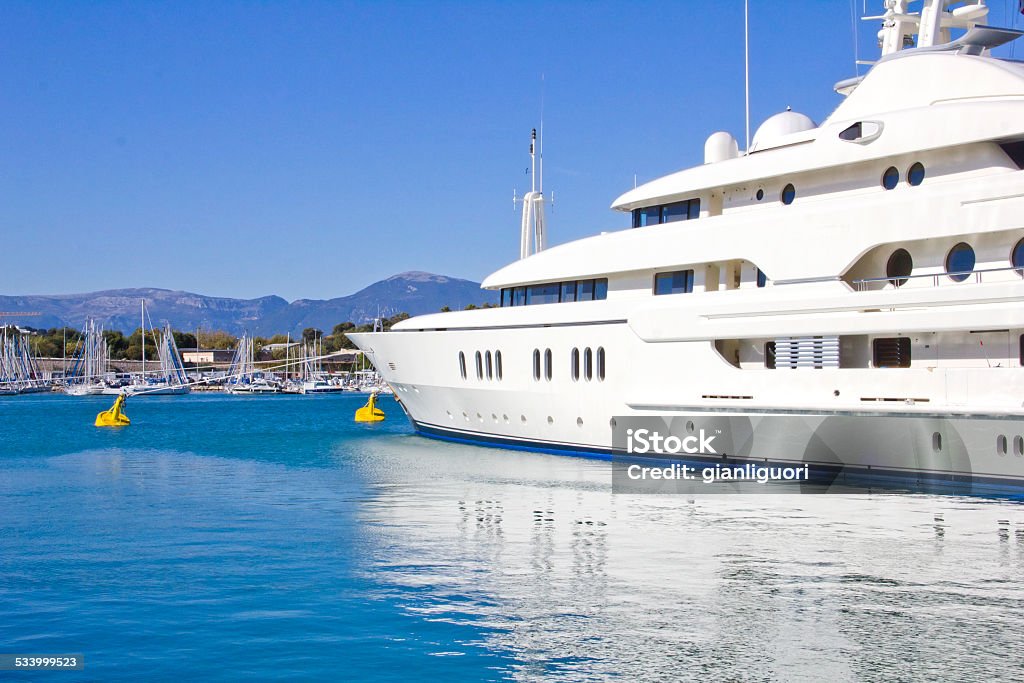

[475,351,483,379]
[873,337,911,368]
[781,184,796,205]
[654,269,694,295]
[500,288,512,307]
[755,189,764,201]
[946,242,975,282]
[1012,238,1024,273]
[544,348,552,381]
[1016,435,1024,457]
[459,352,467,379]
[908,162,925,186]
[532,349,541,381]
[485,351,493,380]
[882,166,899,190]
[571,348,580,381]
[578,280,595,301]
[756,268,767,288]
[765,342,776,369]
[597,347,606,381]
[594,279,608,300]
[632,198,700,227]
[496,351,503,380]
[584,347,593,381]
[663,201,690,223]
[513,287,527,306]
[529,283,560,305]
[999,141,1024,169]
[886,248,913,288]
[560,281,577,302]
[839,123,862,141]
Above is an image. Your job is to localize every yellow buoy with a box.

[355,392,385,422]
[95,393,131,427]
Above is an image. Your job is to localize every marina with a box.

[4,0,1024,680]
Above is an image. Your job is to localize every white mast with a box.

[140,299,145,378]
[519,128,548,260]
[876,0,989,57]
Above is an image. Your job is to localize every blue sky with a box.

[3,1,1023,301]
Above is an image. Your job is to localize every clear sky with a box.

[3,1,1023,301]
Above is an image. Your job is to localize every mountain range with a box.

[0,272,496,336]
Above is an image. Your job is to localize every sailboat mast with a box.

[141,299,145,378]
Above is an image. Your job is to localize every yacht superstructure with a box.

[350,0,1024,490]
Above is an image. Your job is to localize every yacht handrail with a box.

[853,265,1024,291]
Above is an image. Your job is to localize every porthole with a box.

[881,166,899,190]
[1012,237,1024,274]
[1015,435,1024,457]
[475,351,483,380]
[596,347,606,381]
[571,348,580,382]
[485,350,493,380]
[932,432,942,453]
[755,188,764,201]
[686,420,695,433]
[544,348,553,381]
[907,162,925,186]
[584,347,593,381]
[781,183,796,205]
[532,349,541,381]
[458,352,467,380]
[945,242,975,282]
[886,248,913,288]
[577,417,584,427]
[547,416,554,425]
[495,351,503,380]
[997,435,1008,456]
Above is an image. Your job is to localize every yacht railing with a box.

[853,266,1024,291]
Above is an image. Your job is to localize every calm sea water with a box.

[1,393,1023,681]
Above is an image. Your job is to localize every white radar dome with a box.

[750,110,816,152]
[704,131,740,164]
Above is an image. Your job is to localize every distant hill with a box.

[0,272,496,336]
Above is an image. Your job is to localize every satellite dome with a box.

[704,131,740,164]
[750,110,816,152]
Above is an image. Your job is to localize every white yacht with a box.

[350,0,1024,491]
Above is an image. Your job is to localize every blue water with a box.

[2,393,1024,681]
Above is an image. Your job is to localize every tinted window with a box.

[663,201,690,223]
[654,270,694,295]
[500,288,511,307]
[513,287,526,306]
[485,351,493,379]
[882,166,899,190]
[571,348,580,381]
[597,347,606,381]
[544,348,552,381]
[781,184,796,205]
[584,347,593,381]
[756,269,767,288]
[594,279,608,300]
[945,242,975,282]
[640,207,662,226]
[495,351,503,380]
[1012,238,1024,272]
[765,342,776,369]
[532,349,540,381]
[886,248,913,287]
[529,282,560,305]
[475,351,483,379]
[908,162,925,186]
[459,352,466,379]
[578,280,595,301]
[688,199,701,220]
[560,281,577,302]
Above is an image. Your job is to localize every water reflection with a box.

[352,434,1024,682]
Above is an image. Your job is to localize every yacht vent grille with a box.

[772,336,840,369]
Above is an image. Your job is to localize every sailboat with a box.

[108,301,190,396]
[0,327,49,394]
[64,319,110,395]
[224,333,280,394]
